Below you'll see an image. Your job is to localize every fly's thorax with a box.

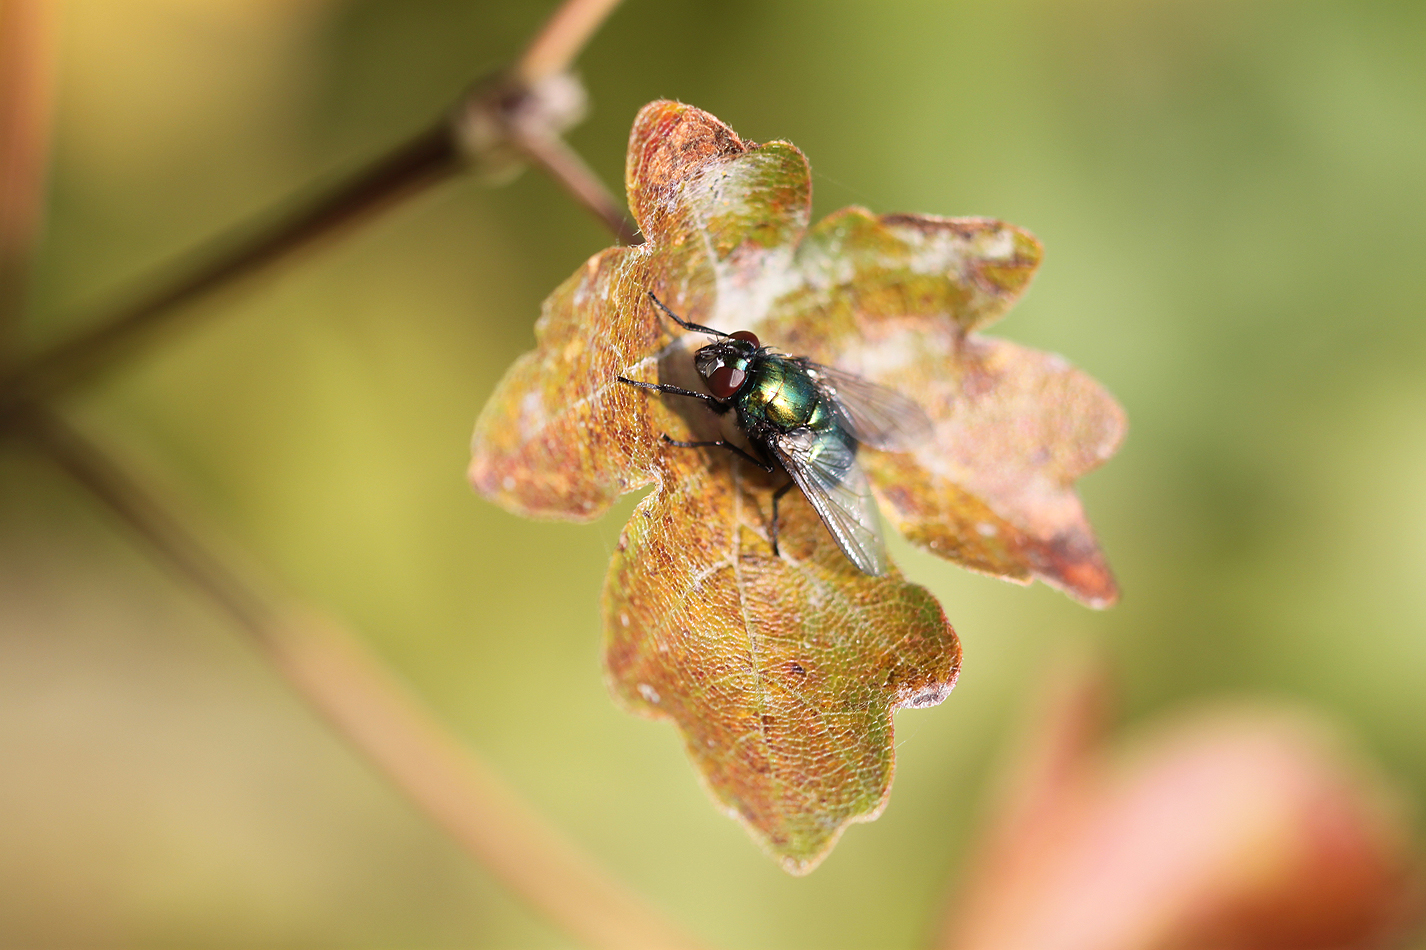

[739,356,823,431]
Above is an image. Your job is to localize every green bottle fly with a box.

[619,293,930,575]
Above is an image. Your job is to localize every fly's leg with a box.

[648,291,727,339]
[616,375,730,414]
[769,480,795,557]
[660,435,773,473]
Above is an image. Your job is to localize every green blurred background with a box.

[3,0,1424,946]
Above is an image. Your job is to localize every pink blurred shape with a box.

[940,667,1422,950]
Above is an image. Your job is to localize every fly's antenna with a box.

[648,291,728,338]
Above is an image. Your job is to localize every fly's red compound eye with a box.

[729,330,760,347]
[708,365,747,399]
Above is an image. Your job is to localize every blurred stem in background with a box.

[19,406,706,950]
[0,0,704,948]
[0,0,57,359]
[513,0,625,87]
[0,0,637,422]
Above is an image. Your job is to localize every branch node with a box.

[453,71,588,184]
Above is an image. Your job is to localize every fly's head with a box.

[694,330,760,400]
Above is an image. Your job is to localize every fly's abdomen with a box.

[807,425,858,481]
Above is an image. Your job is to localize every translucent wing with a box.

[771,427,888,576]
[802,361,933,452]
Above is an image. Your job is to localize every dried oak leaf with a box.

[469,101,1123,873]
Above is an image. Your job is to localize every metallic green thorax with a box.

[737,355,824,430]
[736,354,856,474]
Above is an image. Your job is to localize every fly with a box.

[617,292,932,576]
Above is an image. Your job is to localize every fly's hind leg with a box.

[769,480,795,557]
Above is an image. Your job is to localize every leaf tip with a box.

[977,225,1044,301]
[1031,527,1121,609]
[626,100,747,237]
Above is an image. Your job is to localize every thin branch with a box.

[515,0,627,86]
[4,3,666,943]
[515,128,642,245]
[0,0,58,352]
[0,0,639,423]
[0,121,463,415]
[20,405,710,950]
[456,0,637,241]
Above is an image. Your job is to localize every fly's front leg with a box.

[661,435,773,473]
[616,375,730,413]
[769,479,795,557]
[647,291,727,338]
[619,376,764,469]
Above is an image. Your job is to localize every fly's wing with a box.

[803,361,934,452]
[770,427,888,576]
